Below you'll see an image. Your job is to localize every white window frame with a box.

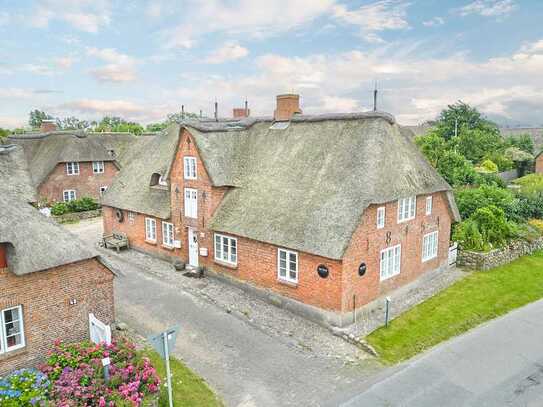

[397,196,417,223]
[158,175,168,186]
[380,244,401,281]
[422,231,439,262]
[128,211,136,224]
[92,161,105,174]
[145,217,157,242]
[277,248,298,284]
[184,156,197,180]
[377,206,386,229]
[162,222,175,247]
[0,305,25,354]
[214,233,237,266]
[66,162,80,176]
[63,189,76,202]
[426,196,433,216]
[99,186,108,196]
[184,188,198,219]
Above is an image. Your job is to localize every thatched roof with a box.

[103,112,459,259]
[101,128,175,219]
[0,144,108,276]
[8,131,144,187]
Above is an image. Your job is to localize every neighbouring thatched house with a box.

[102,94,460,326]
[8,122,148,204]
[0,144,115,375]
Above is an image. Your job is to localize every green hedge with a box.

[51,197,100,216]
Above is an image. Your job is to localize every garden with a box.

[50,197,101,217]
[0,339,161,406]
[415,102,543,252]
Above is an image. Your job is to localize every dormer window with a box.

[150,173,167,187]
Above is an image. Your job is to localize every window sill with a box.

[214,259,238,269]
[277,278,298,288]
[162,244,175,251]
[422,255,438,263]
[145,239,157,246]
[0,346,27,362]
[397,217,415,224]
[380,273,400,282]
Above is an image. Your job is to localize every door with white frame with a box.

[188,227,199,267]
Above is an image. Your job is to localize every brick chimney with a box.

[274,94,302,121]
[233,108,250,118]
[40,119,58,133]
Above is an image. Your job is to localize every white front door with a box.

[188,228,199,267]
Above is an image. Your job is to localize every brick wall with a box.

[38,161,118,203]
[341,192,453,313]
[0,258,114,375]
[536,154,543,174]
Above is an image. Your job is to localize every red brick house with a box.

[102,94,460,326]
[0,144,115,375]
[8,126,144,204]
[536,151,543,174]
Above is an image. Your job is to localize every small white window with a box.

[278,248,298,284]
[426,196,433,215]
[184,188,198,218]
[184,157,197,180]
[214,234,237,265]
[99,186,108,196]
[162,222,175,247]
[397,196,416,223]
[422,231,439,262]
[128,211,136,224]
[377,206,386,229]
[66,162,80,175]
[93,161,105,174]
[63,190,76,202]
[145,218,157,242]
[0,305,25,354]
[380,244,401,281]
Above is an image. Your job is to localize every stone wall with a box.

[458,237,543,271]
[53,208,102,223]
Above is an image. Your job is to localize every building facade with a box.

[103,95,460,325]
[536,152,543,174]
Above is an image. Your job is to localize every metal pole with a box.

[163,332,173,407]
[353,294,357,324]
[385,297,391,328]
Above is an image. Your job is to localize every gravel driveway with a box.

[65,218,381,406]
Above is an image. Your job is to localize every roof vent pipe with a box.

[373,81,378,112]
[181,105,185,120]
[214,100,218,122]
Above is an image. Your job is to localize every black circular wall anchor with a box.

[115,208,124,222]
[358,262,367,276]
[317,264,329,278]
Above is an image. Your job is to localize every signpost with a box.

[149,326,180,407]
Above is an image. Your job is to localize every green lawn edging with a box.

[366,250,543,364]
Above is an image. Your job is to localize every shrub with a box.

[453,205,518,251]
[483,151,514,171]
[437,150,479,187]
[529,219,543,233]
[477,159,498,173]
[51,197,99,216]
[51,202,70,216]
[0,368,50,406]
[454,185,516,220]
[40,339,160,406]
[513,174,543,198]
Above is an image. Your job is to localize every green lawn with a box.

[143,349,223,407]
[366,250,543,364]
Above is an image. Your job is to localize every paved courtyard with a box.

[66,218,380,407]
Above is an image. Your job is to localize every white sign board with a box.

[89,313,112,345]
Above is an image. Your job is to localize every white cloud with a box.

[0,12,9,26]
[206,42,249,64]
[21,64,55,76]
[146,3,162,18]
[0,116,26,129]
[86,47,138,83]
[55,56,75,69]
[162,0,335,48]
[29,0,111,33]
[0,88,34,99]
[458,0,517,18]
[423,16,445,27]
[333,0,410,42]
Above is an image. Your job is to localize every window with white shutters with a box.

[422,231,439,262]
[380,244,401,281]
[184,188,198,218]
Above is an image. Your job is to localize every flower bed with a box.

[0,339,160,406]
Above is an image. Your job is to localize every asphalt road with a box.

[337,299,543,407]
[66,218,378,407]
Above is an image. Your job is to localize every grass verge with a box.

[366,250,543,364]
[143,349,223,407]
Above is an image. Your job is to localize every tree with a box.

[0,128,9,141]
[415,130,448,167]
[94,116,144,135]
[436,150,478,187]
[60,116,89,130]
[504,134,534,154]
[435,101,497,141]
[451,127,504,164]
[29,110,54,128]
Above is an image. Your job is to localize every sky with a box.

[0,0,542,128]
